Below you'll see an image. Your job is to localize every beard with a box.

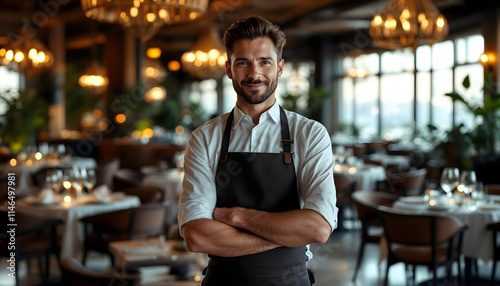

[233,75,278,105]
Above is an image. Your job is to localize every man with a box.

[178,16,337,286]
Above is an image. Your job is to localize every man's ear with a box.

[277,59,284,77]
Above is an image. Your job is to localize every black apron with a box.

[202,107,313,286]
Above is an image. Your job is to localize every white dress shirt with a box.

[178,102,338,256]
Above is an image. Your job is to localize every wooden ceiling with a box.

[0,0,498,60]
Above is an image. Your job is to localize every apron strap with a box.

[219,109,234,163]
[219,106,293,164]
[279,107,293,164]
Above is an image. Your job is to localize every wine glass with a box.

[460,170,477,197]
[440,167,460,197]
[45,169,63,194]
[83,169,97,194]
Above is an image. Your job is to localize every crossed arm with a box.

[182,208,331,257]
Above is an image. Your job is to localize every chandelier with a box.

[81,0,209,41]
[0,34,53,77]
[181,27,227,80]
[79,62,109,94]
[369,0,449,50]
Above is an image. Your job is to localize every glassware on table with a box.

[440,167,460,197]
[63,168,85,200]
[460,170,477,207]
[45,169,63,194]
[83,169,97,194]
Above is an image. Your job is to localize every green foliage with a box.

[280,87,333,118]
[0,89,47,153]
[444,73,500,157]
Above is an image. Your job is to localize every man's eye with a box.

[237,61,248,66]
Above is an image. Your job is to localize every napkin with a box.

[37,188,55,204]
[91,185,112,202]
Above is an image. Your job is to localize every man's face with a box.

[226,37,284,105]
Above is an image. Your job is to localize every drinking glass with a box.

[45,169,63,194]
[460,170,477,196]
[83,169,97,194]
[440,167,460,197]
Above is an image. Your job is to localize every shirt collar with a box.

[232,101,280,129]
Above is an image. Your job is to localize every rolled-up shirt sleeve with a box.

[295,120,338,232]
[177,125,218,237]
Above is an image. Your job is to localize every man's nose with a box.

[248,64,262,79]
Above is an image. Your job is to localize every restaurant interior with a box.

[1,0,500,285]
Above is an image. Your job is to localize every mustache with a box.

[241,80,268,85]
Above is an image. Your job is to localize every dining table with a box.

[13,193,141,258]
[389,193,500,263]
[334,163,387,192]
[141,167,184,226]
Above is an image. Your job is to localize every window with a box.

[0,66,20,114]
[337,34,484,141]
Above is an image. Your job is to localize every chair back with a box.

[351,190,399,222]
[130,203,168,238]
[378,207,465,246]
[113,169,143,191]
[121,186,164,204]
[60,257,139,286]
[386,168,427,196]
[95,158,120,188]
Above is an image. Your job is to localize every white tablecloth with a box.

[334,164,386,191]
[0,157,97,189]
[15,195,141,258]
[392,198,500,262]
[142,170,184,226]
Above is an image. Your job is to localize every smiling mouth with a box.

[242,80,267,90]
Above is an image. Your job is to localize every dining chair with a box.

[486,184,500,195]
[333,173,356,230]
[0,210,62,285]
[95,158,120,188]
[120,186,164,204]
[378,206,468,286]
[81,203,169,265]
[487,222,500,284]
[60,257,139,286]
[378,168,427,196]
[351,190,400,282]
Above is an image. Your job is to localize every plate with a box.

[23,197,60,206]
[476,203,500,211]
[399,196,426,204]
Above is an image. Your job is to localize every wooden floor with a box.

[1,221,498,285]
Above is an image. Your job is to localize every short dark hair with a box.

[223,16,286,62]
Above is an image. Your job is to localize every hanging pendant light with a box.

[79,61,109,94]
[79,25,109,94]
[369,0,449,50]
[0,31,53,77]
[181,27,227,80]
[81,0,209,41]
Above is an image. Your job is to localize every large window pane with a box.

[354,76,378,139]
[380,73,414,140]
[340,77,354,126]
[416,46,431,71]
[416,71,431,131]
[455,64,484,130]
[456,38,467,65]
[381,49,414,73]
[467,35,484,63]
[0,66,20,114]
[432,41,454,70]
[432,69,453,130]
